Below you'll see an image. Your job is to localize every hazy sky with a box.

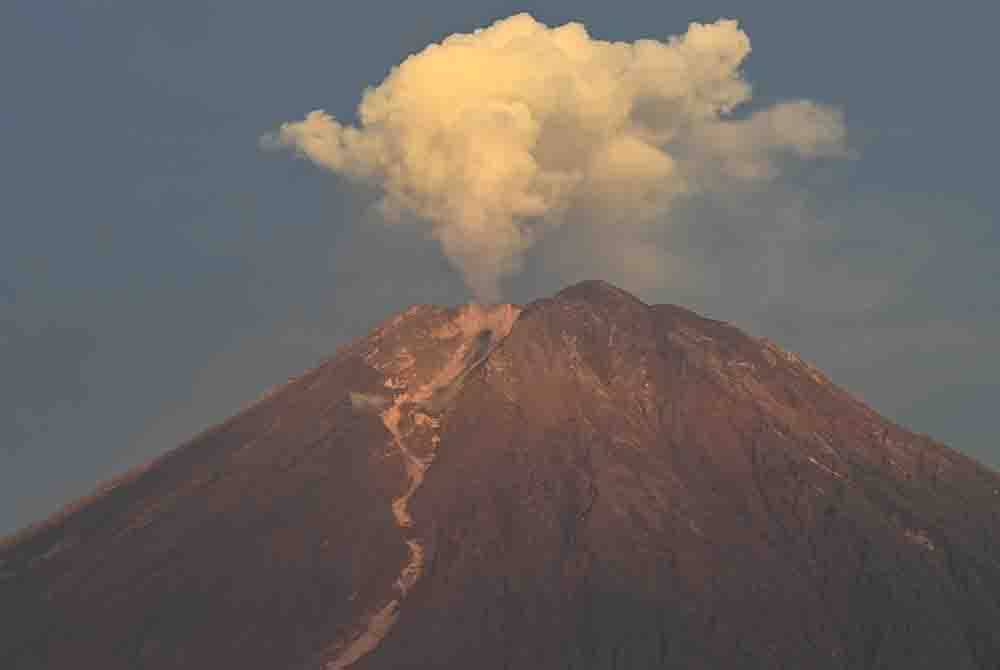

[3,0,998,535]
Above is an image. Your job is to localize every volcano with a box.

[3,280,999,669]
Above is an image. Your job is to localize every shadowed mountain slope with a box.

[3,281,999,669]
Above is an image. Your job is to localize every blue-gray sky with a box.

[2,0,997,535]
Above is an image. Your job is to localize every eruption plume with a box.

[264,14,846,300]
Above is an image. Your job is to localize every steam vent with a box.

[2,281,999,669]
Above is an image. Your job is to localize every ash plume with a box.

[264,14,846,301]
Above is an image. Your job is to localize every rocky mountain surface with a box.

[2,280,999,669]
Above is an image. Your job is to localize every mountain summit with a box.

[3,281,999,669]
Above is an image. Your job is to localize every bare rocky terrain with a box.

[2,280,999,669]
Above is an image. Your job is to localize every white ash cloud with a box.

[264,13,846,300]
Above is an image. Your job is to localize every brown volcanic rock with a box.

[3,281,1000,669]
[0,347,410,669]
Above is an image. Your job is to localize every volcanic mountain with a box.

[3,280,999,669]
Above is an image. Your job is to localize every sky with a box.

[2,0,998,535]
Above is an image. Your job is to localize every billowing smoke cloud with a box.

[264,14,846,300]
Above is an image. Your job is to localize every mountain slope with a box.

[2,281,999,669]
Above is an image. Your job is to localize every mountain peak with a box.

[553,278,647,306]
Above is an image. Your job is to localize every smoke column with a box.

[264,14,846,301]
